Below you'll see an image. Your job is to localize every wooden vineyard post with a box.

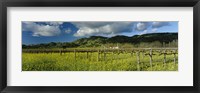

[163,42,166,47]
[112,51,114,60]
[131,50,133,57]
[142,50,144,59]
[59,49,62,55]
[99,50,102,61]
[163,49,166,68]
[136,51,140,71]
[90,50,93,61]
[149,49,153,71]
[97,49,100,62]
[104,49,106,61]
[173,49,176,66]
[117,49,120,60]
[74,49,76,61]
[86,51,88,59]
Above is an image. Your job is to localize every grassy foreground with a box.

[22,52,178,71]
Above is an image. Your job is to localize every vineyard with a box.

[22,48,178,71]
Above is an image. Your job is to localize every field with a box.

[22,48,178,71]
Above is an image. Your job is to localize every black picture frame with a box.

[0,0,200,93]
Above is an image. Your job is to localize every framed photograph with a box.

[0,0,199,93]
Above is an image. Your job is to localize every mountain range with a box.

[22,33,178,48]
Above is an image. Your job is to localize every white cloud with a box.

[139,30,148,35]
[135,22,149,31]
[64,29,72,34]
[151,28,158,32]
[22,22,61,36]
[46,22,64,26]
[22,21,173,37]
[72,22,133,37]
[152,22,169,28]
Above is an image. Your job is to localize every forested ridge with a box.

[22,33,178,49]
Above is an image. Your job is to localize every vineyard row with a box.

[23,48,178,71]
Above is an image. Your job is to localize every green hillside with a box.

[22,33,178,49]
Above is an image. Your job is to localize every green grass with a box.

[22,51,178,71]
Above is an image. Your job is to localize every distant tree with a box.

[62,45,67,49]
[22,44,27,49]
[150,41,162,48]
[138,42,149,48]
[22,33,178,49]
[121,43,134,48]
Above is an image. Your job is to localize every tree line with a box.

[22,33,178,49]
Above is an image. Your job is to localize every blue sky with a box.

[22,21,178,45]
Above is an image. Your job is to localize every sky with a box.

[22,21,178,45]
